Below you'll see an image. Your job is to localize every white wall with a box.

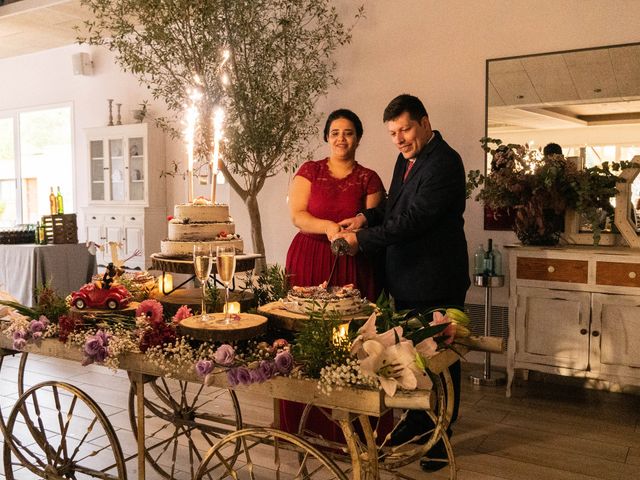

[3,0,640,306]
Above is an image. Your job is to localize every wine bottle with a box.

[473,244,485,275]
[56,187,64,214]
[49,187,57,215]
[483,238,494,276]
[39,222,46,244]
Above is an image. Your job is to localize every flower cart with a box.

[0,333,503,480]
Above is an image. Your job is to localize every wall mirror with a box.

[485,42,640,238]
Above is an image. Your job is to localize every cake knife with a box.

[327,238,349,287]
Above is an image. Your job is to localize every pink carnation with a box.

[172,305,192,324]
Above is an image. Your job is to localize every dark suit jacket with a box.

[357,131,470,304]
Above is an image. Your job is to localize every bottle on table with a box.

[49,187,57,215]
[56,187,64,214]
[492,244,502,276]
[473,244,486,275]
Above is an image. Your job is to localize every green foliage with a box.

[292,309,351,378]
[370,290,408,333]
[78,0,363,260]
[205,280,221,310]
[251,264,290,306]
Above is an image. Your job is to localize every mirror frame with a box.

[614,156,640,248]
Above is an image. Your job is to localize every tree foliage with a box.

[78,0,362,265]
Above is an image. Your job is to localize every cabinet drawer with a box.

[124,214,143,226]
[516,257,588,283]
[104,214,124,225]
[85,213,104,224]
[596,261,640,288]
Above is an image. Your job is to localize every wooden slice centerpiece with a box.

[178,313,267,342]
[257,301,373,331]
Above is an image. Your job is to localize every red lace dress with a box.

[285,158,384,301]
[281,158,385,438]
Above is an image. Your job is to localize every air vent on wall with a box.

[464,303,509,339]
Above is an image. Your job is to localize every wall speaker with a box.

[72,52,93,76]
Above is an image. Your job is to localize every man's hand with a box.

[338,213,367,231]
[332,231,359,255]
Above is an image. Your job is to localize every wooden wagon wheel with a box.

[297,369,457,478]
[3,381,127,480]
[0,351,29,432]
[128,375,243,480]
[195,427,349,480]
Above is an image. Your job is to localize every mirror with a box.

[486,42,640,235]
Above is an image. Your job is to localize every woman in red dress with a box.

[286,109,384,301]
[281,109,385,437]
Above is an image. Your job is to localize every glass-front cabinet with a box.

[87,125,147,204]
[83,123,166,271]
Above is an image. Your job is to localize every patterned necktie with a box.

[403,160,415,182]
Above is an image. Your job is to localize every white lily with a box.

[351,312,403,359]
[359,339,419,396]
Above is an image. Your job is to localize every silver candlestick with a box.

[116,103,122,125]
[107,99,114,126]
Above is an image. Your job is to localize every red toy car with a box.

[71,283,131,310]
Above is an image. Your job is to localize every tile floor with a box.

[1,352,639,479]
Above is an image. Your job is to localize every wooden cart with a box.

[0,329,502,479]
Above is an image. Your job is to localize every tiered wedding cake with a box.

[160,198,243,257]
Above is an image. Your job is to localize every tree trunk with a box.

[245,193,267,272]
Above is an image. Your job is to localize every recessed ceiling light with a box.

[516,95,524,99]
[593,88,602,93]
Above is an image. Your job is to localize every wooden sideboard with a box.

[506,245,640,396]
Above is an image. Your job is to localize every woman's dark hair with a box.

[323,109,363,142]
[383,94,428,123]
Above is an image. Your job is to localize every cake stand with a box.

[177,312,268,342]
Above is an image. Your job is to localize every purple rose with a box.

[214,344,235,366]
[13,330,25,340]
[235,367,252,386]
[32,331,43,340]
[249,367,269,383]
[274,351,293,374]
[29,316,48,334]
[258,360,276,380]
[227,368,239,387]
[13,337,26,350]
[195,359,214,378]
[84,337,105,356]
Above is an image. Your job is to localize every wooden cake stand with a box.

[257,301,373,331]
[177,312,267,342]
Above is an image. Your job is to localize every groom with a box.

[335,93,470,471]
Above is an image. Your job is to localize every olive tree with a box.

[78,0,361,268]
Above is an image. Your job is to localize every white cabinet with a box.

[83,124,166,270]
[507,246,640,395]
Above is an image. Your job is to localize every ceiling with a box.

[488,44,640,132]
[0,0,91,59]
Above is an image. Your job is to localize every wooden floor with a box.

[0,353,638,479]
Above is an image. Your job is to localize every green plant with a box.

[77,0,363,269]
[467,138,637,245]
[251,264,290,306]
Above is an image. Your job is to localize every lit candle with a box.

[211,107,224,203]
[332,322,350,344]
[224,301,241,314]
[158,274,173,294]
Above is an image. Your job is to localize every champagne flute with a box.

[216,245,237,324]
[193,244,213,322]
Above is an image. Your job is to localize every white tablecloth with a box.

[0,243,96,307]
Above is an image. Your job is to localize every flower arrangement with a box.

[1,283,470,398]
[467,138,637,245]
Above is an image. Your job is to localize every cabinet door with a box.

[89,140,106,201]
[127,136,145,202]
[515,287,591,370]
[108,139,126,202]
[124,226,143,257]
[592,293,640,378]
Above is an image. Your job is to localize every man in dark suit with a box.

[335,94,470,471]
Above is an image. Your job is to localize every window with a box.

[0,106,73,227]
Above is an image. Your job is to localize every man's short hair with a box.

[383,94,428,123]
[543,142,563,156]
[323,109,364,142]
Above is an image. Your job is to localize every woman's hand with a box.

[325,222,342,241]
[339,213,367,231]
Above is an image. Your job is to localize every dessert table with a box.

[0,243,96,306]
